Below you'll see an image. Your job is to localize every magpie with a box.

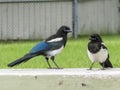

[87,34,113,70]
[7,25,72,69]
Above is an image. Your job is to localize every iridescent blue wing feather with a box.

[30,41,50,53]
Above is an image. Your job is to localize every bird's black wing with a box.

[46,41,63,50]
[101,43,108,49]
[100,54,113,68]
[46,34,57,41]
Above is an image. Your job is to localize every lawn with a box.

[0,34,120,69]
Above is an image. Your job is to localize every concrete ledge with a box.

[0,68,120,90]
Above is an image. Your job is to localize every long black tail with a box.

[100,56,113,68]
[8,53,38,67]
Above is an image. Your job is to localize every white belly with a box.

[46,46,64,57]
[87,48,108,63]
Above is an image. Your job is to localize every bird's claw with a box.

[48,67,63,69]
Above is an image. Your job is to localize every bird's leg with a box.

[88,62,94,70]
[101,63,105,70]
[51,56,61,69]
[45,57,52,69]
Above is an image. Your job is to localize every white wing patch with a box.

[102,42,105,46]
[47,37,63,42]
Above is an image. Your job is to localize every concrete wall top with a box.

[0,68,120,76]
[0,68,120,90]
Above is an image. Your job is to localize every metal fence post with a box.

[72,0,78,39]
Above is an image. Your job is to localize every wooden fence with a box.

[0,0,119,40]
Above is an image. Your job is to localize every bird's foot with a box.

[87,68,92,70]
[48,67,52,69]
[101,68,106,70]
[53,67,63,69]
[48,67,63,69]
[48,68,52,69]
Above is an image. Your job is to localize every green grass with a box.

[0,34,120,68]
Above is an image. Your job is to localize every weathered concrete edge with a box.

[0,68,120,77]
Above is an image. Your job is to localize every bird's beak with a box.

[89,37,96,40]
[64,30,72,33]
[89,37,91,40]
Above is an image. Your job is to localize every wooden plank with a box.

[65,1,72,28]
[0,0,71,3]
[96,0,105,33]
[34,3,41,39]
[22,3,30,39]
[104,0,112,33]
[18,3,24,39]
[29,3,35,39]
[45,2,51,37]
[1,4,8,40]
[49,2,58,34]
[40,2,47,39]
[7,3,13,40]
[110,0,119,33]
[12,3,19,39]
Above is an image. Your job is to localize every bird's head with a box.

[57,25,72,35]
[89,34,102,42]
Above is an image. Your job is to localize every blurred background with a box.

[0,0,120,68]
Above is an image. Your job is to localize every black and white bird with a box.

[8,25,72,69]
[87,34,113,70]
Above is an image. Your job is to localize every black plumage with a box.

[87,34,113,70]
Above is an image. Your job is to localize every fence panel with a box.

[78,0,120,35]
[0,0,119,40]
[0,0,72,40]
